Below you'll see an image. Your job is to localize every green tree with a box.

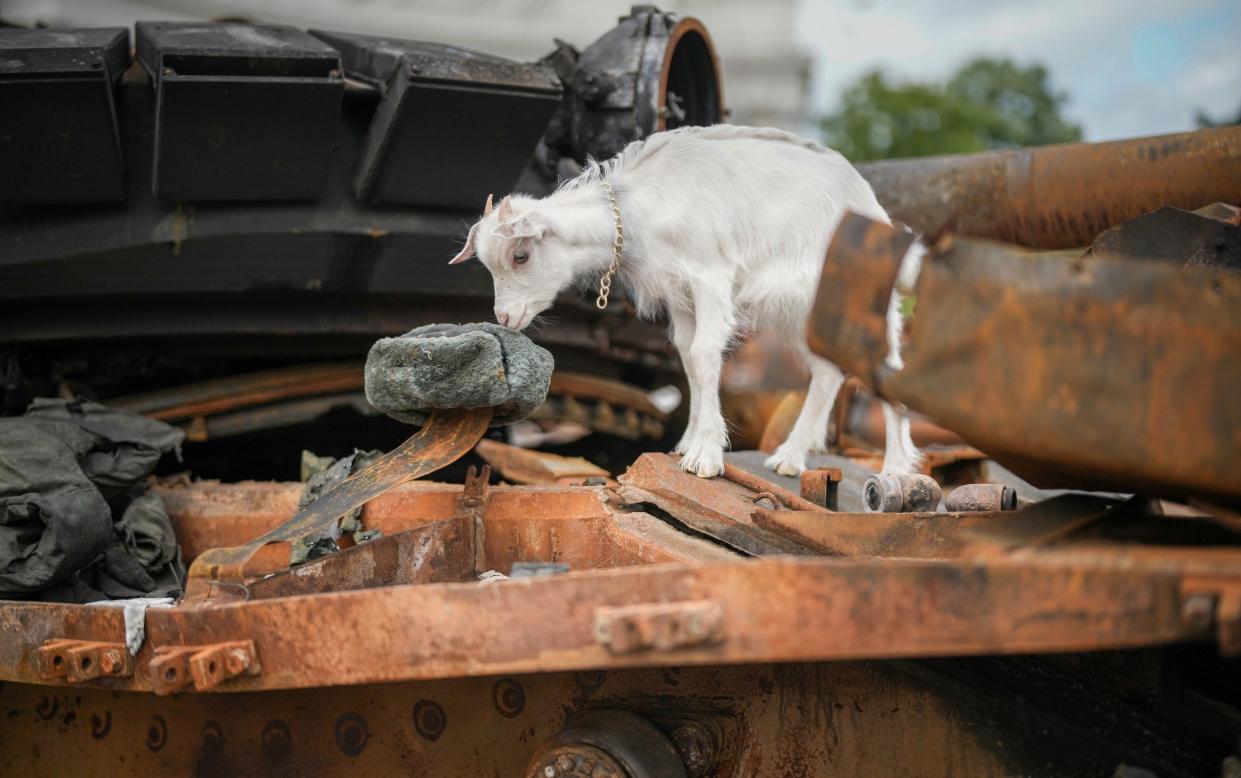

[1196,105,1241,127]
[821,58,1083,162]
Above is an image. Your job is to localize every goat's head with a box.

[449,193,583,331]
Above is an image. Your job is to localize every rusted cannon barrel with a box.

[858,126,1241,250]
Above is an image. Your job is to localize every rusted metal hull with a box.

[4,467,1237,693]
[5,657,1222,778]
[858,126,1241,249]
[2,454,1239,775]
[808,212,1241,500]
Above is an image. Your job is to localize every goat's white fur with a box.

[454,124,924,477]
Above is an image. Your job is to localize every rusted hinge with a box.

[38,640,133,683]
[594,600,725,655]
[1180,577,1241,656]
[150,640,261,695]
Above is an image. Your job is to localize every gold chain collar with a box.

[596,180,624,309]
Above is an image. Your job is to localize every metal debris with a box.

[858,126,1241,249]
[475,438,612,485]
[863,473,942,513]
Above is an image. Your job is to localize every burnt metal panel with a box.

[1088,205,1241,272]
[135,22,343,201]
[808,212,1241,501]
[0,27,129,203]
[311,30,561,208]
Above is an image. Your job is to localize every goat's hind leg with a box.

[765,356,844,476]
[879,401,923,474]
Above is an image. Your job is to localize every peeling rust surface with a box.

[0,663,1087,777]
[752,508,995,558]
[805,213,914,385]
[859,126,1241,249]
[0,554,1199,692]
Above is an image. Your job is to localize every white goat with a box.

[449,125,924,478]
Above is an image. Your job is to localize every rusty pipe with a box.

[858,126,1241,249]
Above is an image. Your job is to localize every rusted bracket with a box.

[184,407,492,602]
[594,600,725,655]
[150,640,261,695]
[38,640,132,683]
[1180,577,1241,656]
[800,468,842,511]
[459,464,491,575]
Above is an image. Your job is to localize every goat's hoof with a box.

[764,450,806,477]
[678,449,724,479]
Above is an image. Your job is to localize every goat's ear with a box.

[448,223,479,264]
[492,212,552,241]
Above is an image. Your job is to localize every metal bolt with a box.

[1181,593,1216,632]
[671,720,722,778]
[100,649,122,674]
[593,621,611,644]
[752,491,779,510]
[686,614,706,638]
[225,648,250,675]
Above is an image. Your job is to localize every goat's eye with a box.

[513,250,529,265]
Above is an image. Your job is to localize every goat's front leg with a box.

[677,289,733,478]
[765,357,844,476]
[668,307,701,456]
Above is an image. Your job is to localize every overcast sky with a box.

[795,0,1241,141]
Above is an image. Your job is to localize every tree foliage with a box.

[821,58,1083,161]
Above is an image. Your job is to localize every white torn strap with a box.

[86,597,175,655]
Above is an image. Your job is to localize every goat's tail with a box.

[883,240,926,372]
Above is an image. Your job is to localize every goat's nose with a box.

[494,307,509,327]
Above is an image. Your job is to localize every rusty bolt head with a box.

[100,649,122,674]
[686,613,707,639]
[225,648,250,675]
[671,720,722,778]
[528,745,623,778]
[593,620,612,644]
[1180,593,1216,633]
[752,491,779,510]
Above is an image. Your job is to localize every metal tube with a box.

[858,126,1241,249]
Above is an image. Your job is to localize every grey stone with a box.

[365,323,554,427]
